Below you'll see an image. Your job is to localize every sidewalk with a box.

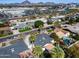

[23,34,32,50]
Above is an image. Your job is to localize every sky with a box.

[0,0,79,4]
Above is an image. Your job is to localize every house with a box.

[43,44,65,58]
[62,36,75,46]
[34,33,54,47]
[19,50,33,58]
[0,27,12,35]
[9,20,18,27]
[44,43,55,50]
[0,40,29,58]
[43,43,55,58]
[10,21,33,30]
[54,28,70,38]
[62,23,79,35]
[47,15,65,23]
[0,21,13,37]
[9,18,27,27]
[14,22,27,29]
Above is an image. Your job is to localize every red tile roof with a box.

[44,43,54,50]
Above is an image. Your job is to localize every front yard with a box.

[0,34,8,37]
[19,27,31,32]
[0,32,13,38]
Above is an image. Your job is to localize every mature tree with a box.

[70,33,79,41]
[49,15,52,19]
[18,34,24,40]
[64,17,70,21]
[68,43,79,58]
[51,44,65,58]
[76,17,79,22]
[32,46,43,58]
[61,47,71,58]
[68,18,76,25]
[2,43,6,47]
[53,21,61,27]
[50,33,60,42]
[43,49,51,58]
[34,20,44,28]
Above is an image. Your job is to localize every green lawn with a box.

[47,29,53,33]
[0,33,13,37]
[12,24,16,26]
[0,34,7,37]
[19,27,31,32]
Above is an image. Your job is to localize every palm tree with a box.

[51,44,65,58]
[2,42,6,47]
[32,46,43,58]
[29,34,36,43]
[29,33,36,49]
[18,33,24,40]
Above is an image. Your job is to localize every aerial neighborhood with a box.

[0,0,79,58]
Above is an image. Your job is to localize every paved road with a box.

[0,25,55,42]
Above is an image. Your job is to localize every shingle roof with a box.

[34,33,53,47]
[0,40,28,58]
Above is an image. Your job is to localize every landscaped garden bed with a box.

[19,27,31,32]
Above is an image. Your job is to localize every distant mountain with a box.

[21,0,31,4]
[36,2,55,5]
[45,2,55,5]
[37,2,44,4]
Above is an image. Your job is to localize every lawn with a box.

[19,27,31,32]
[47,29,53,33]
[0,33,13,38]
[0,34,7,37]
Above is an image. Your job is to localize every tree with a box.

[68,43,79,58]
[43,49,51,58]
[62,47,71,58]
[50,33,60,43]
[64,17,67,20]
[51,44,65,58]
[53,21,61,27]
[29,34,36,43]
[34,20,44,28]
[18,34,24,40]
[70,33,79,41]
[76,17,79,22]
[68,18,76,25]
[2,43,6,47]
[49,15,52,19]
[32,46,43,58]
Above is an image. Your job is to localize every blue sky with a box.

[0,0,79,4]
